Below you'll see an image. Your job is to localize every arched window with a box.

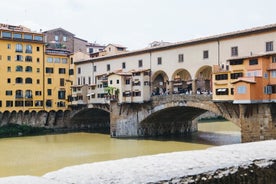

[15,77,23,84]
[25,66,32,72]
[25,56,32,62]
[15,44,23,52]
[25,44,32,53]
[15,65,23,72]
[25,90,32,98]
[15,90,23,98]
[25,78,32,84]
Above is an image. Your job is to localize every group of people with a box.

[151,87,212,96]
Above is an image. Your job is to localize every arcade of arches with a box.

[151,66,212,95]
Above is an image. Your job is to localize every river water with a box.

[0,121,240,177]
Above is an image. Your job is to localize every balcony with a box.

[267,63,276,70]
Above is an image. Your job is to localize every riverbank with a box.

[0,140,275,184]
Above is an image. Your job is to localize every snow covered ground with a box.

[1,140,276,184]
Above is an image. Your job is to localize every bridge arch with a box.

[69,108,110,132]
[171,68,192,94]
[151,70,169,95]
[194,65,212,93]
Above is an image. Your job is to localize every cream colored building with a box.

[71,24,276,107]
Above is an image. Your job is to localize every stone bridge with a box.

[1,94,276,142]
[108,94,240,138]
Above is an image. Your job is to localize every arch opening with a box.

[151,70,169,95]
[195,65,212,94]
[70,108,110,133]
[171,69,192,94]
[139,106,207,137]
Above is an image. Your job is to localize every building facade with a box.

[72,23,276,108]
[0,24,45,112]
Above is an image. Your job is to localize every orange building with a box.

[213,52,276,103]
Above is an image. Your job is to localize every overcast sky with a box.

[2,0,276,50]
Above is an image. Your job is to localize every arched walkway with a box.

[151,70,169,95]
[194,65,212,94]
[171,69,192,94]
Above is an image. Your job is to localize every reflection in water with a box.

[0,121,240,177]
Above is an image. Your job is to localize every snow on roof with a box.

[1,140,275,184]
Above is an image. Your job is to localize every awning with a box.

[124,91,131,94]
[217,88,227,92]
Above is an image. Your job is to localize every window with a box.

[36,47,40,52]
[55,35,59,41]
[25,66,32,72]
[46,100,52,107]
[25,78,32,84]
[93,65,97,72]
[125,79,130,85]
[271,71,276,78]
[62,58,67,64]
[47,57,53,63]
[24,34,32,40]
[230,72,243,79]
[16,65,23,72]
[6,101,13,107]
[272,56,276,63]
[13,33,22,39]
[25,56,32,62]
[249,59,258,65]
[35,91,42,96]
[77,67,81,74]
[229,59,243,65]
[122,62,126,69]
[54,58,60,63]
[133,91,141,97]
[37,79,40,84]
[110,80,113,85]
[7,78,11,83]
[237,86,246,94]
[25,90,32,98]
[215,74,228,80]
[6,90,12,96]
[37,58,40,63]
[215,88,229,95]
[34,35,43,41]
[203,50,209,59]
[231,47,238,56]
[107,64,110,71]
[117,79,119,84]
[63,36,67,42]
[138,59,143,67]
[58,90,66,99]
[37,68,40,73]
[16,55,23,61]
[25,45,32,53]
[48,78,52,84]
[7,67,11,72]
[15,77,23,84]
[59,68,66,74]
[7,44,11,49]
[46,67,54,73]
[264,86,272,94]
[178,54,184,62]
[157,57,162,65]
[69,69,74,75]
[47,89,52,96]
[266,41,273,52]
[2,32,11,38]
[15,44,23,52]
[60,78,65,86]
[16,90,23,98]
[35,101,43,107]
[7,56,11,61]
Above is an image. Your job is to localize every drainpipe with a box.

[217,39,220,65]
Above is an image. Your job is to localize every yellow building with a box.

[44,48,73,111]
[0,24,45,112]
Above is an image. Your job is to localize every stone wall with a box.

[152,159,276,184]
